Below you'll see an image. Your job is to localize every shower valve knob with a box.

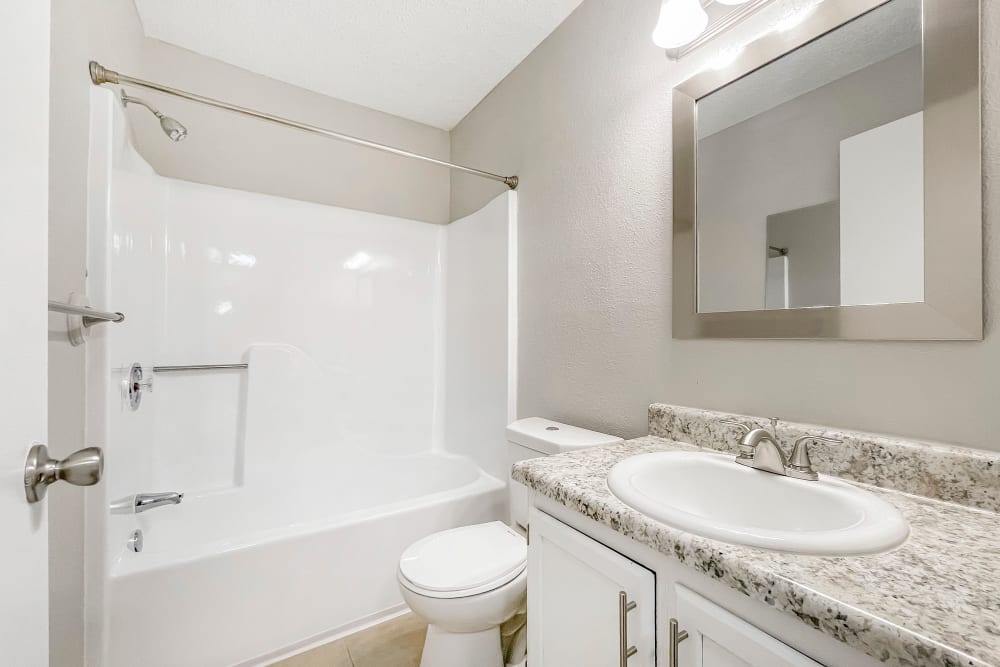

[24,444,104,503]
[127,362,152,410]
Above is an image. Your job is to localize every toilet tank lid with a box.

[506,417,623,455]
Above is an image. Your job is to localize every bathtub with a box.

[106,451,506,667]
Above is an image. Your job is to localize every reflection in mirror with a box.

[696,0,923,314]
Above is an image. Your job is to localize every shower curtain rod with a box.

[89,61,518,190]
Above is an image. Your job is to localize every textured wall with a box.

[132,39,451,224]
[450,0,1000,452]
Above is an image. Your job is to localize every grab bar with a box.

[153,364,248,373]
[48,299,125,326]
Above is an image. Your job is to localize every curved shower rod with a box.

[89,61,518,190]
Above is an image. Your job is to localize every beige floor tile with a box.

[270,639,354,667]
[345,613,427,667]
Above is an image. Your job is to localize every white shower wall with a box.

[85,87,516,663]
[155,180,445,491]
[444,192,518,482]
[103,123,445,506]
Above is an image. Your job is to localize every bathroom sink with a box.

[607,451,908,555]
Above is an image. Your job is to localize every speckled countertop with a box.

[513,435,1000,667]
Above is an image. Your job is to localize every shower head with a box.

[157,115,188,142]
[120,90,188,142]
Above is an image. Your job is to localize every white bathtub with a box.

[106,452,506,667]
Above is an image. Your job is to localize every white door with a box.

[674,586,821,667]
[0,0,52,665]
[528,509,655,666]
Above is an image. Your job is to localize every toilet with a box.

[397,418,624,667]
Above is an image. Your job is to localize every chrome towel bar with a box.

[48,299,125,325]
[152,364,248,373]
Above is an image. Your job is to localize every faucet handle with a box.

[787,434,843,480]
[720,419,752,435]
[721,419,755,462]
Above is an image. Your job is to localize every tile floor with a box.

[271,613,427,667]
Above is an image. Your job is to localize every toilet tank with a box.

[506,418,623,532]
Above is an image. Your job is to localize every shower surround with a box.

[83,88,516,666]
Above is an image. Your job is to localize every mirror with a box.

[697,0,922,313]
[672,0,981,339]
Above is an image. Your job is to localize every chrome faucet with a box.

[721,418,841,480]
[111,491,184,514]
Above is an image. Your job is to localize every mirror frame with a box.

[672,0,981,340]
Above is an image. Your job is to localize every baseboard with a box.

[235,604,410,666]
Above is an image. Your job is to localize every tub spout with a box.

[111,491,184,514]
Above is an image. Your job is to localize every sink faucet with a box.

[721,418,841,480]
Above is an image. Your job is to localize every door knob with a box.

[24,444,104,503]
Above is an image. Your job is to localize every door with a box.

[528,509,655,666]
[0,0,51,665]
[673,586,821,667]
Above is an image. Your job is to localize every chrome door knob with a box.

[24,444,104,503]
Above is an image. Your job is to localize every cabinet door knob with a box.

[669,617,689,667]
[24,444,104,503]
[618,591,638,665]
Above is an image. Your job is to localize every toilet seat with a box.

[398,522,527,599]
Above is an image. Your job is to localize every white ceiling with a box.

[132,0,584,130]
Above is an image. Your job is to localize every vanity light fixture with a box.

[652,0,709,49]
[655,0,779,60]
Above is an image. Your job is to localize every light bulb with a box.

[652,0,709,49]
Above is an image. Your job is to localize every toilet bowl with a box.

[398,522,527,667]
[398,419,624,667]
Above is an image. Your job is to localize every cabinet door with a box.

[528,509,655,666]
[674,586,821,667]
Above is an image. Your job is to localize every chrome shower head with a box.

[158,115,188,142]
[120,90,188,142]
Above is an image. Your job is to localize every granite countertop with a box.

[513,435,1000,667]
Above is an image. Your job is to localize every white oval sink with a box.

[607,451,908,555]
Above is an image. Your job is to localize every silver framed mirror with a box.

[672,0,981,339]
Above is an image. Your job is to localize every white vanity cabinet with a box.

[528,509,656,666]
[674,585,821,667]
[528,507,839,667]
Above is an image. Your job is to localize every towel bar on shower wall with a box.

[126,363,249,411]
[48,299,125,324]
[152,364,248,373]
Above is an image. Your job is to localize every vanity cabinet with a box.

[528,508,825,667]
[674,585,820,667]
[527,509,656,666]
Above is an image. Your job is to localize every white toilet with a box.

[397,418,623,667]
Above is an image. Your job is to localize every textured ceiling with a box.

[132,0,584,130]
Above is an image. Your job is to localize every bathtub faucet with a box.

[111,491,184,514]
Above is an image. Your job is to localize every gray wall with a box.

[131,39,451,225]
[450,0,1000,453]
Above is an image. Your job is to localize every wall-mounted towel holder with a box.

[49,293,125,346]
